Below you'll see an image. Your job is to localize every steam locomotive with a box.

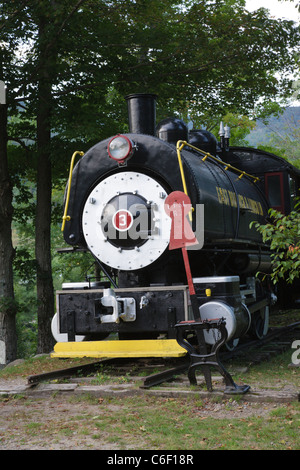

[51,93,300,357]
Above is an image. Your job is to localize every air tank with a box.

[189,129,218,156]
[156,117,188,145]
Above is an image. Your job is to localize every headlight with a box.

[108,135,135,163]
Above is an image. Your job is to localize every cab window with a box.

[265,172,285,213]
[289,175,297,210]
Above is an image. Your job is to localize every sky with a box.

[245,0,299,105]
[245,0,299,21]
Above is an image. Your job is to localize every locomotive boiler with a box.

[51,93,300,358]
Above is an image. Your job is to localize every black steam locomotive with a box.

[51,93,300,357]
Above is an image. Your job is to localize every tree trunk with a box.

[35,106,55,354]
[0,101,17,364]
[35,18,55,354]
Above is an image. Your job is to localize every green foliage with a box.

[248,105,300,170]
[15,293,38,358]
[51,224,97,290]
[13,222,38,357]
[2,0,300,356]
[253,101,285,126]
[13,248,37,284]
[251,201,300,284]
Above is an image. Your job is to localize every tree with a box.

[151,1,300,121]
[1,0,300,356]
[250,105,300,169]
[261,109,300,167]
[0,85,17,364]
[2,0,132,353]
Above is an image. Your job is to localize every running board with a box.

[51,339,187,359]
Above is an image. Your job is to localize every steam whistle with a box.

[219,122,230,151]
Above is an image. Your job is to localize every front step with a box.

[51,339,187,359]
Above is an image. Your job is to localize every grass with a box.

[2,392,299,450]
[1,317,300,450]
[78,395,300,450]
[227,348,300,391]
[0,355,96,379]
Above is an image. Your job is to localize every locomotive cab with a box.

[222,147,300,215]
[265,171,299,214]
[221,147,300,309]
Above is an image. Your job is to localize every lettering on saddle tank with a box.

[215,186,264,215]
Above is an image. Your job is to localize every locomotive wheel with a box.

[249,280,270,340]
[249,306,269,340]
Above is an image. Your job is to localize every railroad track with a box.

[221,321,300,363]
[27,321,300,389]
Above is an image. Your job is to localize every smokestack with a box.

[125,93,157,135]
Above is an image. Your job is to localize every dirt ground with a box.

[0,374,298,450]
[0,381,122,450]
[1,312,300,451]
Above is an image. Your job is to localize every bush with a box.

[251,201,300,284]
